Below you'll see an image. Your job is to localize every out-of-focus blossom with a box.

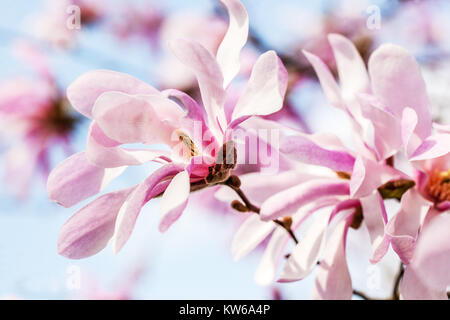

[108,3,164,48]
[0,41,78,197]
[48,0,288,259]
[74,263,145,300]
[29,0,105,49]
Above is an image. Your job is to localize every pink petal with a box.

[169,39,227,137]
[386,188,432,264]
[357,93,402,160]
[328,34,370,99]
[253,198,340,286]
[302,50,344,110]
[92,92,182,145]
[400,266,448,300]
[47,152,126,208]
[86,122,171,168]
[158,170,190,232]
[278,209,332,282]
[360,192,390,263]
[368,44,432,140]
[67,70,159,118]
[58,187,134,259]
[111,164,184,253]
[216,0,249,87]
[350,155,406,198]
[410,133,450,162]
[410,213,450,291]
[231,51,287,122]
[312,214,353,300]
[401,107,422,158]
[162,89,217,151]
[260,179,350,221]
[254,227,289,286]
[162,89,205,123]
[280,133,355,172]
[231,214,276,261]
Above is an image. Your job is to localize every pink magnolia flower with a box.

[49,0,288,259]
[0,41,78,197]
[225,34,445,299]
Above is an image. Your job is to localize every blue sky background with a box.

[0,0,448,299]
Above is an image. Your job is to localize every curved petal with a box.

[169,39,227,137]
[260,179,349,221]
[67,70,159,118]
[280,133,355,172]
[368,44,431,139]
[158,170,190,232]
[312,214,353,300]
[357,93,402,160]
[231,51,287,122]
[111,164,185,253]
[216,0,249,87]
[400,266,448,300]
[92,92,182,145]
[254,227,289,286]
[401,107,422,158]
[231,214,276,261]
[360,192,390,263]
[410,133,450,162]
[302,50,344,110]
[86,122,171,168]
[385,188,432,264]
[278,209,332,282]
[350,155,406,198]
[58,187,134,259]
[410,213,450,291]
[47,152,126,208]
[328,33,369,99]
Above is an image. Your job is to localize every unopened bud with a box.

[336,171,351,180]
[226,175,241,188]
[231,200,249,212]
[282,216,293,229]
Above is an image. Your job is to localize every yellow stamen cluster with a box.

[426,169,450,203]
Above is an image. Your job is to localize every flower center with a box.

[425,169,450,203]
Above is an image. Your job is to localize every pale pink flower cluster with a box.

[0,41,77,197]
[47,0,449,299]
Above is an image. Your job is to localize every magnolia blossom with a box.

[74,264,145,300]
[227,34,449,299]
[48,0,288,259]
[108,2,164,47]
[29,0,104,49]
[0,41,78,197]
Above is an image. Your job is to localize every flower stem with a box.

[224,177,299,245]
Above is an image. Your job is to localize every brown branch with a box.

[352,289,374,300]
[391,263,404,300]
[224,177,299,244]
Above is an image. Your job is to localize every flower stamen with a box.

[425,169,450,203]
